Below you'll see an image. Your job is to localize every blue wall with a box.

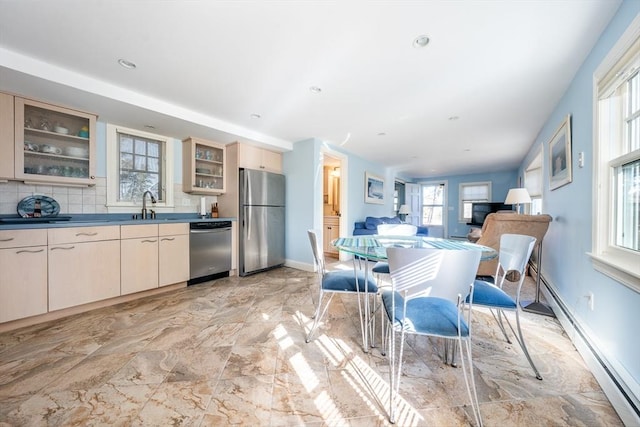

[413,170,517,238]
[284,139,393,267]
[519,0,639,404]
[282,138,318,267]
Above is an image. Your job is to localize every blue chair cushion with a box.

[323,270,378,293]
[372,261,389,274]
[469,280,516,309]
[381,290,468,337]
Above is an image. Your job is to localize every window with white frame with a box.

[592,16,640,291]
[106,124,174,208]
[459,182,491,222]
[524,151,543,214]
[421,183,445,225]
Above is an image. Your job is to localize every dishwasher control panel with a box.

[190,221,232,230]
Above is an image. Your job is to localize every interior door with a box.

[405,183,421,226]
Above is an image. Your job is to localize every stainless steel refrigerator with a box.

[239,168,285,276]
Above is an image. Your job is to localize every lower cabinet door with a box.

[48,240,121,311]
[0,246,47,322]
[159,234,189,286]
[121,238,159,295]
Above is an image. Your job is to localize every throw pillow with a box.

[365,216,384,230]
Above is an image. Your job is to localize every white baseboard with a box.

[540,277,640,425]
[285,259,315,272]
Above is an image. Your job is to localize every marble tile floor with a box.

[0,264,623,426]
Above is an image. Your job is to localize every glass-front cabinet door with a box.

[15,97,96,185]
[182,137,226,194]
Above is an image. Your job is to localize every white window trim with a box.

[418,180,448,234]
[458,181,491,222]
[524,148,543,214]
[106,124,175,210]
[590,14,640,293]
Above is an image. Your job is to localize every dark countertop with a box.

[0,213,236,230]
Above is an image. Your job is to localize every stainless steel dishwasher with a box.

[189,221,232,285]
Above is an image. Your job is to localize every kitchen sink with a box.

[0,216,73,224]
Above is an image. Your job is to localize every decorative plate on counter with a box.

[17,195,60,218]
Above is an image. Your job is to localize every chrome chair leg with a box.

[495,307,543,380]
[306,291,334,343]
[513,310,542,380]
[458,337,483,427]
[494,308,512,344]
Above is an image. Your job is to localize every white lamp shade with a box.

[398,204,411,214]
[505,188,532,205]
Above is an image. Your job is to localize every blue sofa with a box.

[353,216,429,236]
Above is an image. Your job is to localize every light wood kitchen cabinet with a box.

[182,137,226,195]
[121,224,159,295]
[0,92,15,181]
[158,223,189,287]
[218,142,284,219]
[237,143,282,173]
[0,229,48,323]
[0,222,194,329]
[48,226,120,311]
[323,216,340,256]
[14,97,97,186]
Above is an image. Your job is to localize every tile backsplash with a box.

[0,178,215,215]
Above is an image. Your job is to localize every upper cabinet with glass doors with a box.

[182,137,226,195]
[15,97,97,186]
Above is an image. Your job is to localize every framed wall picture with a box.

[548,114,572,191]
[365,172,384,204]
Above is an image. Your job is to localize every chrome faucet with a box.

[141,191,157,219]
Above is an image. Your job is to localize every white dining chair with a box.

[469,233,541,379]
[382,247,483,426]
[305,230,378,349]
[372,223,418,349]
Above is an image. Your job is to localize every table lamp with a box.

[505,188,531,214]
[398,204,411,222]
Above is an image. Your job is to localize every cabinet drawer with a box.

[0,229,47,249]
[121,224,158,239]
[48,225,120,244]
[324,216,340,226]
[159,222,188,236]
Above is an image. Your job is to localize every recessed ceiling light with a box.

[309,86,322,94]
[250,113,261,119]
[448,116,459,121]
[412,35,430,48]
[464,148,471,152]
[377,132,386,136]
[118,58,136,69]
[144,124,155,129]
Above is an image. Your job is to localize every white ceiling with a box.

[0,0,621,178]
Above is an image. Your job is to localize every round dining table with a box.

[331,235,497,352]
[332,235,497,261]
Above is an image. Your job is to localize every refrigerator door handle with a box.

[244,205,251,240]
